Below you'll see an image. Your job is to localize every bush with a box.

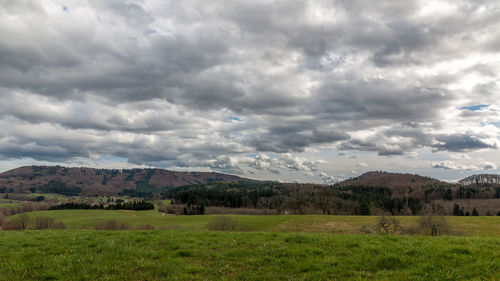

[94,220,130,230]
[358,225,373,234]
[208,216,239,231]
[2,220,23,230]
[32,216,66,230]
[51,222,67,229]
[376,215,400,235]
[417,214,450,236]
[33,216,55,230]
[12,213,30,230]
[0,213,4,227]
[160,204,184,215]
[137,224,155,230]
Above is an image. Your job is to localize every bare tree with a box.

[286,190,307,214]
[376,215,400,235]
[269,195,285,214]
[315,186,333,215]
[33,216,56,230]
[417,214,450,236]
[15,213,31,230]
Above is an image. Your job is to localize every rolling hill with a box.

[0,166,246,196]
[339,171,445,197]
[458,174,500,185]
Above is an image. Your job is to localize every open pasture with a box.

[0,230,499,280]
[14,210,500,236]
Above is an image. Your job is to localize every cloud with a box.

[319,172,342,185]
[248,153,320,173]
[0,0,499,181]
[431,161,497,171]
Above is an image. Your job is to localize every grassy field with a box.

[0,203,19,207]
[0,230,499,280]
[14,210,500,236]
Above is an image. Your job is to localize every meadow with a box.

[3,208,500,280]
[14,209,500,236]
[0,230,499,280]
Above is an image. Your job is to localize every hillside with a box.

[0,166,245,196]
[340,171,442,188]
[339,171,444,196]
[458,174,500,185]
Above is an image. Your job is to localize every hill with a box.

[340,171,442,188]
[458,174,500,185]
[0,166,245,196]
[339,171,444,197]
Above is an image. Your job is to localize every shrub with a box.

[94,220,130,230]
[158,205,167,213]
[51,222,67,229]
[137,224,155,230]
[417,214,450,236]
[358,225,373,234]
[376,215,400,235]
[2,220,23,230]
[12,213,30,230]
[0,213,4,227]
[208,216,239,231]
[33,216,56,230]
[161,204,185,215]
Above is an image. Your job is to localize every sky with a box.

[0,0,499,183]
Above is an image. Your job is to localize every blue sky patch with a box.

[228,116,243,122]
[460,104,490,111]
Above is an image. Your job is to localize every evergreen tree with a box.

[358,201,370,215]
[452,203,461,216]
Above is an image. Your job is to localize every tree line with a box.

[49,200,154,211]
[160,181,500,216]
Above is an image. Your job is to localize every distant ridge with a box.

[340,171,442,188]
[458,174,500,185]
[338,171,445,197]
[0,166,246,196]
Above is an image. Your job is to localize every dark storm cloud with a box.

[0,0,499,171]
[432,134,496,152]
[340,126,497,156]
[315,80,450,122]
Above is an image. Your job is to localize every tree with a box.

[269,195,285,214]
[358,201,370,215]
[453,203,464,216]
[471,208,479,216]
[315,186,333,215]
[286,191,307,214]
[417,214,450,236]
[7,213,31,230]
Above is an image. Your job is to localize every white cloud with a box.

[0,0,499,182]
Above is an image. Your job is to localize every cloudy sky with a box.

[1,0,499,183]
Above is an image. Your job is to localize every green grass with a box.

[0,203,18,207]
[0,230,498,280]
[18,210,500,236]
[20,210,297,231]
